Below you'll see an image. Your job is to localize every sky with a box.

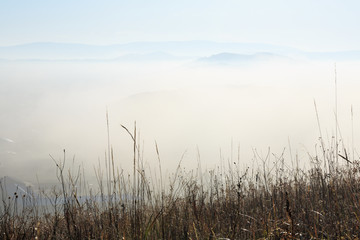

[1,0,360,51]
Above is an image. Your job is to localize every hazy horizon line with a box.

[1,41,360,53]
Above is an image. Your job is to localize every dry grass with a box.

[2,123,360,239]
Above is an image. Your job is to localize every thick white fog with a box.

[1,59,360,185]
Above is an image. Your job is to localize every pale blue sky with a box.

[1,0,360,51]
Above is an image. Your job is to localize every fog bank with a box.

[1,60,360,184]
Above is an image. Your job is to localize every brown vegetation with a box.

[1,122,360,239]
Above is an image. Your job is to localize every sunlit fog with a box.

[1,56,360,184]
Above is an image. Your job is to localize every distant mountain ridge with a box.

[0,41,360,62]
[0,41,298,60]
[199,52,291,64]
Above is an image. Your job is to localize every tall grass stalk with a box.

[2,107,360,238]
